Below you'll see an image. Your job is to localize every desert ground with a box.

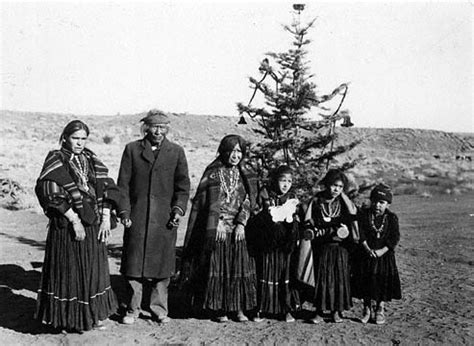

[1,110,473,345]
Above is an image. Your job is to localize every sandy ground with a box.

[1,193,473,345]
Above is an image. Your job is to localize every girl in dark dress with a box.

[182,134,258,323]
[35,120,120,332]
[352,184,401,325]
[249,165,300,322]
[302,169,359,323]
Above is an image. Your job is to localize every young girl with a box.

[248,165,300,322]
[302,169,359,323]
[352,184,401,324]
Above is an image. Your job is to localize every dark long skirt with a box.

[312,242,352,312]
[256,250,300,315]
[352,250,401,302]
[35,219,118,331]
[190,237,257,313]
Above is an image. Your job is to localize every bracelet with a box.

[68,214,81,225]
[101,208,111,221]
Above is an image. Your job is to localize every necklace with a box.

[320,199,341,222]
[69,154,90,192]
[218,166,239,203]
[369,213,387,238]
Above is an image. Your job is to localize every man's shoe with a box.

[122,315,136,325]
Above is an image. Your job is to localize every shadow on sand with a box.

[108,246,191,320]
[0,263,59,334]
[0,243,190,334]
[0,231,46,251]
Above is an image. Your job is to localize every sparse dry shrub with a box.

[103,134,114,144]
[0,178,32,210]
[451,187,462,195]
[420,191,433,198]
[393,183,419,196]
[462,182,474,191]
[422,168,439,178]
[402,170,416,180]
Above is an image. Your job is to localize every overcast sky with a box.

[1,1,472,132]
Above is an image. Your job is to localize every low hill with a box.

[1,109,472,154]
[0,110,473,210]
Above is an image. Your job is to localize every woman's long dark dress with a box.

[35,148,119,331]
[249,188,300,315]
[352,208,401,302]
[309,194,356,312]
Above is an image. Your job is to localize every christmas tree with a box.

[237,4,361,198]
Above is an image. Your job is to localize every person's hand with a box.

[363,242,376,258]
[64,209,86,241]
[235,224,245,242]
[72,222,86,241]
[216,220,226,242]
[121,218,132,228]
[98,217,111,243]
[374,248,386,258]
[167,212,181,229]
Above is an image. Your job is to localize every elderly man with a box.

[118,109,190,324]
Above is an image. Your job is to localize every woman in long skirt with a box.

[182,134,258,322]
[35,120,120,332]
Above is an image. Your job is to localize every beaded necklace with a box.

[320,198,341,222]
[369,212,387,238]
[218,166,239,203]
[69,154,90,192]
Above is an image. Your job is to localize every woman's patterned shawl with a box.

[35,147,120,225]
[182,158,258,260]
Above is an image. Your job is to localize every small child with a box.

[353,184,402,324]
[248,165,300,322]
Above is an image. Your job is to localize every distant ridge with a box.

[1,109,472,154]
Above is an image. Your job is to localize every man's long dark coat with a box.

[118,138,190,279]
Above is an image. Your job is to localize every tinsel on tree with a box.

[237,5,361,198]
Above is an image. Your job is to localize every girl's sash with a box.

[296,199,315,287]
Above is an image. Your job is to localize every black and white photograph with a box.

[1,1,472,344]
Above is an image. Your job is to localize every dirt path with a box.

[1,194,473,345]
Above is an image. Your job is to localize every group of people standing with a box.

[34,109,401,334]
